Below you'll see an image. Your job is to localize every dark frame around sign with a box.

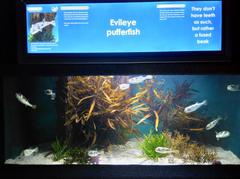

[16,0,231,64]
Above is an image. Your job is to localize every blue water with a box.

[4,75,240,159]
[144,75,240,157]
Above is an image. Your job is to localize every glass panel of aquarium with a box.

[4,75,240,165]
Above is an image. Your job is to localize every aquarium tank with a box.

[3,75,240,165]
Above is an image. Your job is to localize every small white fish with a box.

[216,131,230,141]
[119,83,130,90]
[227,84,240,92]
[44,89,56,100]
[30,19,56,35]
[184,100,207,113]
[128,75,153,84]
[16,93,37,109]
[88,150,100,157]
[155,147,178,154]
[205,116,224,130]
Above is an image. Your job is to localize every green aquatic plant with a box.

[64,147,90,164]
[51,138,90,164]
[28,34,33,42]
[140,131,171,160]
[51,138,69,161]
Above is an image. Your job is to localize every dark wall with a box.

[3,78,28,159]
[1,0,17,64]
[3,77,59,159]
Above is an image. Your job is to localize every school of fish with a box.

[15,79,238,143]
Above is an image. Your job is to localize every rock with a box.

[126,149,143,156]
[214,147,240,164]
[5,159,15,164]
[212,160,222,165]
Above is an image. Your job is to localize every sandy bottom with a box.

[5,138,240,165]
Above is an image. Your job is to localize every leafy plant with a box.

[168,131,217,163]
[64,147,90,164]
[134,79,172,131]
[170,105,207,133]
[168,131,190,155]
[187,143,217,163]
[172,80,197,106]
[28,34,33,42]
[65,76,148,148]
[51,138,69,161]
[140,131,171,160]
[134,78,202,132]
[51,138,90,164]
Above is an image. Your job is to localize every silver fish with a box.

[155,147,178,154]
[119,83,130,90]
[30,18,56,35]
[16,93,37,109]
[184,100,207,113]
[227,84,240,92]
[128,75,153,84]
[88,150,100,157]
[44,89,56,100]
[216,131,230,141]
[205,116,223,130]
